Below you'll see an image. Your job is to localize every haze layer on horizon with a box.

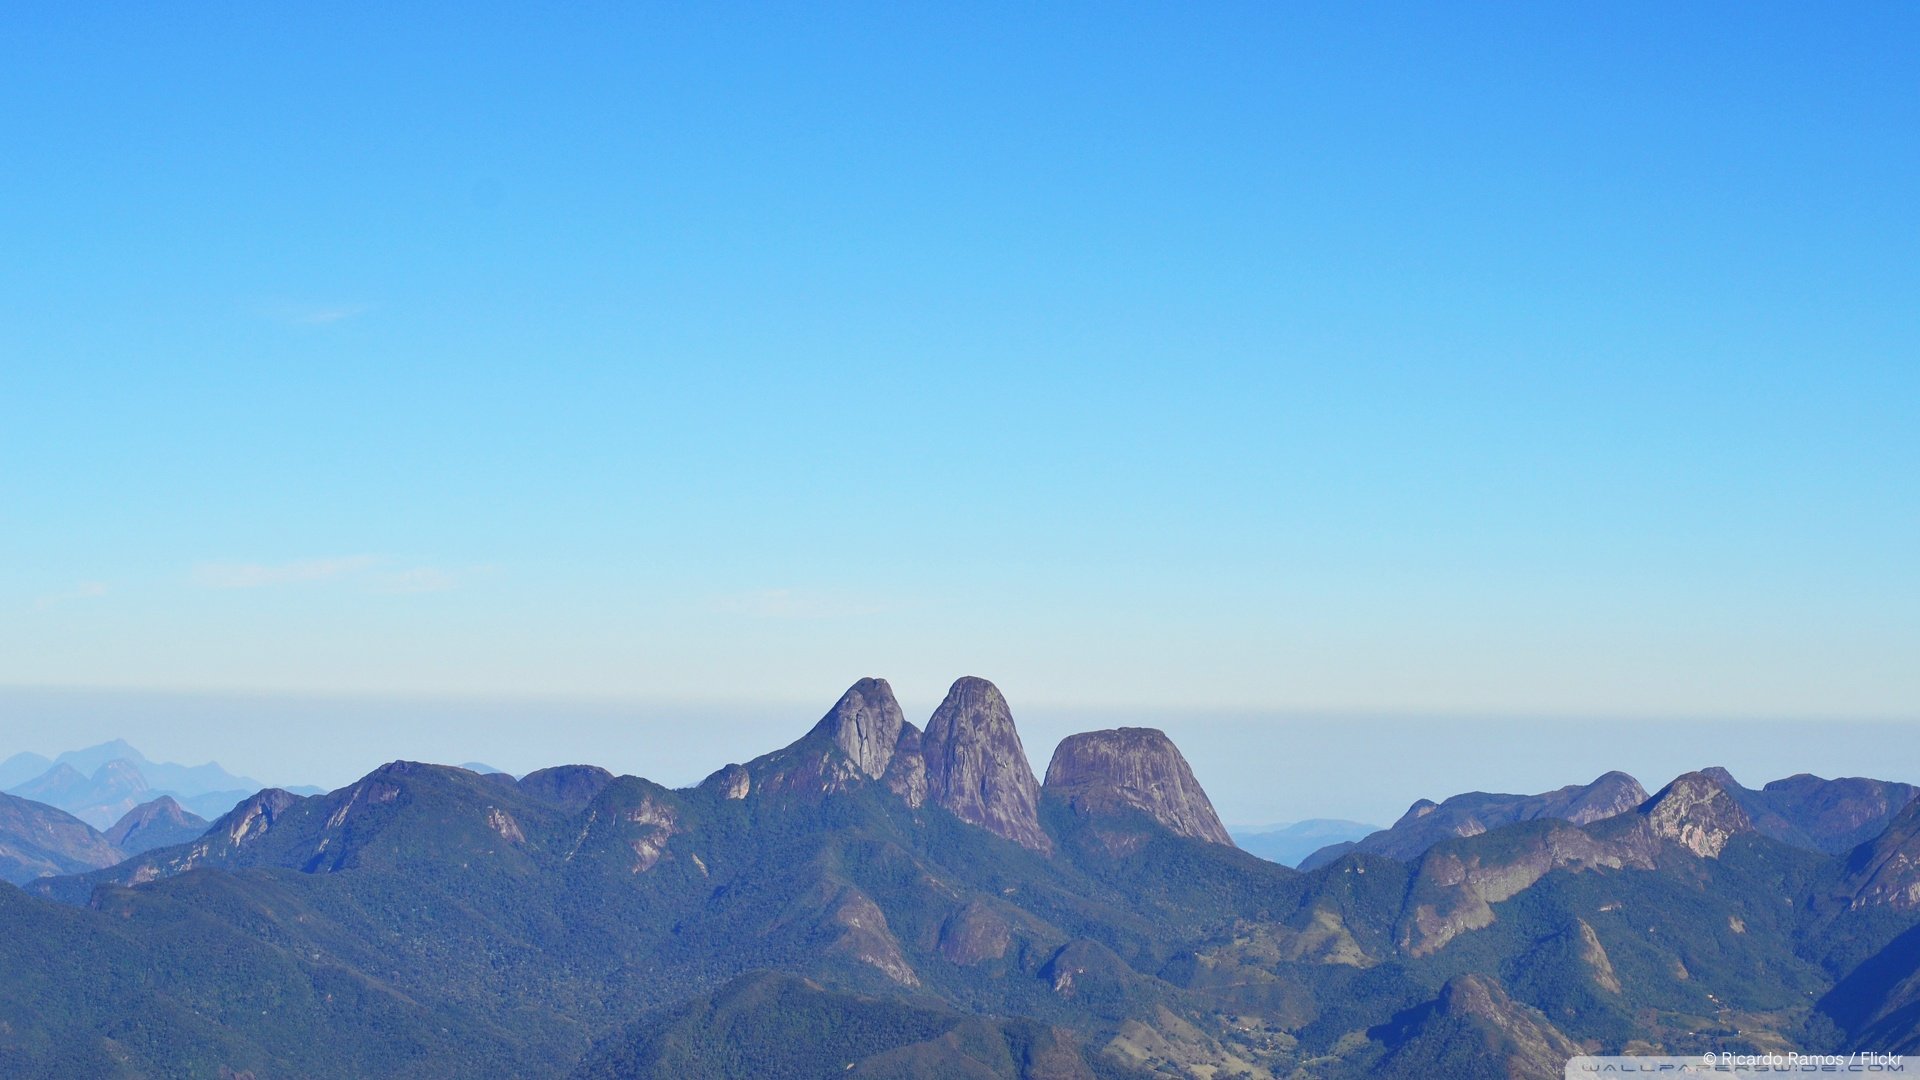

[3,5,1915,785]
[5,684,1918,828]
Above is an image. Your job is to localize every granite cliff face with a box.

[1398,820,1652,957]
[1554,770,1653,824]
[813,677,907,780]
[712,678,914,801]
[1637,771,1754,858]
[921,677,1051,854]
[692,676,1055,845]
[1042,727,1233,846]
[698,677,1237,858]
[1391,769,1769,957]
[881,725,928,809]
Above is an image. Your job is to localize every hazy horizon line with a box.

[5,680,1914,727]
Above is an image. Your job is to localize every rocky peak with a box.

[922,677,1051,854]
[1701,766,1741,788]
[704,763,752,800]
[1556,771,1650,824]
[805,677,905,780]
[1396,799,1439,827]
[92,759,149,790]
[1638,771,1753,858]
[1435,972,1511,1019]
[213,788,302,847]
[517,765,615,812]
[104,796,210,856]
[1374,973,1584,1079]
[1435,973,1584,1055]
[1304,772,1649,871]
[9,763,87,802]
[104,795,189,835]
[1746,773,1919,855]
[1042,727,1233,846]
[712,678,915,801]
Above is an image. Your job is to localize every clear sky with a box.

[3,5,1916,822]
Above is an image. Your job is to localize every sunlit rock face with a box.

[1398,821,1652,957]
[1639,771,1754,858]
[1042,727,1234,846]
[922,677,1051,854]
[813,677,907,780]
[883,725,927,809]
[718,677,909,800]
[1557,771,1652,824]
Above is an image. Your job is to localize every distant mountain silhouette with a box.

[8,760,149,830]
[104,796,209,855]
[4,740,267,828]
[1231,819,1380,867]
[0,751,54,790]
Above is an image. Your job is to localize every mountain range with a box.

[1230,820,1380,868]
[4,676,1920,1079]
[0,789,210,886]
[1,739,312,827]
[1300,767,1920,870]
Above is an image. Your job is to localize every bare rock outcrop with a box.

[882,725,927,809]
[922,677,1051,854]
[1042,727,1233,846]
[714,678,910,800]
[1398,820,1652,957]
[1638,770,1753,858]
[814,677,906,780]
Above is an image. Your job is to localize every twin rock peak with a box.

[700,676,1233,855]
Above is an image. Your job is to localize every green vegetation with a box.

[5,755,1920,1078]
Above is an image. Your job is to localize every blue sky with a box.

[2,5,1915,819]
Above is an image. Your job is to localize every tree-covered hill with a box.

[7,677,1920,1079]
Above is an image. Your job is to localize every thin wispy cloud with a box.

[374,564,464,595]
[713,588,888,620]
[35,581,109,610]
[191,556,489,595]
[193,556,381,589]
